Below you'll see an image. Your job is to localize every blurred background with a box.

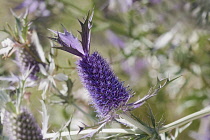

[1,0,210,139]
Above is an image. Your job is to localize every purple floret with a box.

[78,52,130,117]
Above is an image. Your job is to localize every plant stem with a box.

[44,128,138,139]
[16,80,26,114]
[119,113,152,135]
[51,84,96,123]
[72,102,96,123]
[44,107,210,139]
[159,106,210,133]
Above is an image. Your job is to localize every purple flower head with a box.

[1,13,46,81]
[78,52,131,117]
[0,31,46,81]
[50,11,131,118]
[15,30,46,80]
[3,108,43,140]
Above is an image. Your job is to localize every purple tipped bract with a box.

[49,28,85,57]
[50,11,131,118]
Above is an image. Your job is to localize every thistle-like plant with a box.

[47,9,210,139]
[50,11,150,116]
[0,11,46,80]
[49,11,163,138]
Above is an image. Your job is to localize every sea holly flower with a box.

[0,13,46,80]
[49,10,157,118]
[15,31,46,80]
[49,11,165,137]
[3,108,43,140]
[49,11,133,118]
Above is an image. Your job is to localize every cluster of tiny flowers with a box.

[3,109,43,140]
[16,46,44,80]
[78,52,130,117]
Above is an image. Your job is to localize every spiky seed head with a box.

[3,109,43,140]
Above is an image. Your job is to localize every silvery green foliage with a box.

[3,109,43,140]
[38,48,68,99]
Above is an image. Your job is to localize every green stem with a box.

[44,107,210,139]
[51,85,95,122]
[16,80,26,114]
[159,106,210,133]
[44,128,138,139]
[119,113,153,135]
[71,102,96,123]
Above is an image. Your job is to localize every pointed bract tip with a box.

[48,28,58,34]
[61,24,68,33]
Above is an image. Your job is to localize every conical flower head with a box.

[0,13,46,81]
[50,11,131,118]
[15,31,46,81]
[3,109,43,140]
[78,52,130,117]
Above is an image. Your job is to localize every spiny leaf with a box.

[80,122,107,139]
[147,105,156,128]
[51,116,73,140]
[78,10,94,54]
